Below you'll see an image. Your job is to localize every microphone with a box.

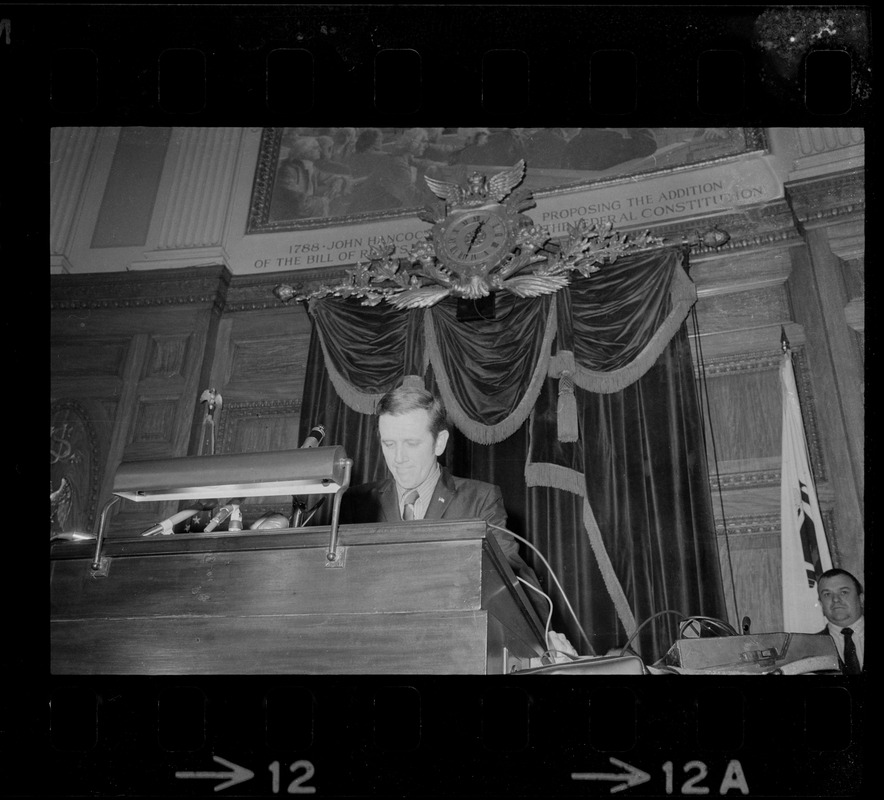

[301,424,326,448]
[141,508,203,537]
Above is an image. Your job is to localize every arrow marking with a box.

[176,755,254,792]
[572,757,651,793]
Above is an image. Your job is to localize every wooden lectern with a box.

[50,519,547,674]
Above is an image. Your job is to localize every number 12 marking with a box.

[268,760,316,794]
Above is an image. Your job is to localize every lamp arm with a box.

[91,495,121,571]
[325,458,353,564]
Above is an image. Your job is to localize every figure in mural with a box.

[456,127,529,168]
[562,127,658,171]
[346,128,435,215]
[270,137,333,220]
[422,127,466,163]
[525,127,571,169]
[331,127,358,164]
[256,127,754,226]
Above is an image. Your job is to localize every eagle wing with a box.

[488,160,527,202]
[423,175,461,205]
[389,286,452,309]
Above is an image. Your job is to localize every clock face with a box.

[435,205,513,270]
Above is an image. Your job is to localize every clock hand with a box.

[466,221,486,253]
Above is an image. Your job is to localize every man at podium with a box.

[339,385,540,586]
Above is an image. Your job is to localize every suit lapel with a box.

[423,467,456,520]
[378,479,401,522]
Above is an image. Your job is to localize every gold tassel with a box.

[557,370,579,442]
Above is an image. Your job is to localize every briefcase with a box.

[659,633,840,674]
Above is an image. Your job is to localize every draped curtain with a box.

[298,249,726,661]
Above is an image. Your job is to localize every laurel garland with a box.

[275,219,671,311]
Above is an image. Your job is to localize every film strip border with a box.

[2,7,869,121]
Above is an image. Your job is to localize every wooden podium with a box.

[50,519,547,674]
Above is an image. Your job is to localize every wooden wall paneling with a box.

[99,333,158,534]
[785,240,864,575]
[114,312,212,534]
[694,285,791,337]
[189,315,233,455]
[50,337,130,381]
[784,172,864,576]
[701,365,781,464]
[688,245,800,361]
[51,267,229,538]
[197,302,313,521]
[690,242,799,634]
[692,238,846,633]
[717,531,784,634]
[219,305,312,403]
[209,305,311,445]
[217,400,302,454]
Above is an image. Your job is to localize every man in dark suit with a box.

[340,385,536,582]
[816,568,865,674]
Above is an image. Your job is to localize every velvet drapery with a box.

[297,249,726,661]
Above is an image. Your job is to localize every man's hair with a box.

[376,386,448,438]
[818,568,864,596]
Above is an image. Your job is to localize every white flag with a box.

[780,349,833,632]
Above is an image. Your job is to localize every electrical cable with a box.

[517,580,584,665]
[618,609,687,657]
[491,523,595,655]
[517,577,554,653]
[689,304,742,627]
[678,614,739,639]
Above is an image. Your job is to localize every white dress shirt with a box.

[826,615,864,669]
[396,462,441,521]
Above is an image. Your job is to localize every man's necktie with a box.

[402,489,419,521]
[841,627,862,674]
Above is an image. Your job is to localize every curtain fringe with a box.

[424,297,558,445]
[525,461,637,637]
[568,259,698,394]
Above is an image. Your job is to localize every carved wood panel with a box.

[701,365,781,463]
[50,399,104,535]
[141,333,193,380]
[51,271,224,537]
[718,531,783,633]
[50,337,130,379]
[208,305,312,406]
[216,399,302,454]
[694,285,791,335]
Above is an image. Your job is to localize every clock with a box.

[433,203,515,272]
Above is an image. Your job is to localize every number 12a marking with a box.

[662,760,749,795]
[268,760,316,794]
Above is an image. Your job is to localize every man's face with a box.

[378,408,449,491]
[818,575,864,627]
[410,134,428,155]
